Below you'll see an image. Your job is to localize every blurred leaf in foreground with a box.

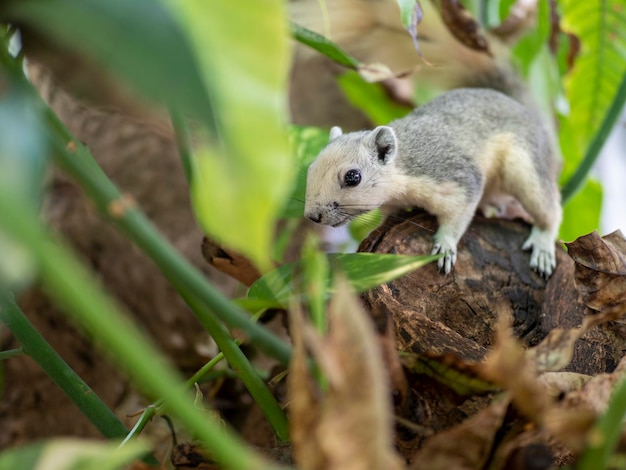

[288,278,404,470]
[6,0,215,128]
[247,252,437,308]
[0,438,148,470]
[0,76,46,290]
[164,1,294,271]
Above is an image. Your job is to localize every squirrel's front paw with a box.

[431,238,457,275]
[522,226,556,278]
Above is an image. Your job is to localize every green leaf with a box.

[578,377,626,470]
[0,82,46,291]
[165,1,294,271]
[7,0,216,130]
[396,0,422,54]
[247,252,437,308]
[0,439,148,470]
[282,126,331,219]
[561,0,626,152]
[291,22,361,69]
[512,0,551,77]
[559,179,602,242]
[337,71,413,126]
[348,209,384,242]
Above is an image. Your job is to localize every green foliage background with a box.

[0,0,625,469]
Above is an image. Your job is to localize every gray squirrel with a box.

[304,87,562,277]
[297,0,562,277]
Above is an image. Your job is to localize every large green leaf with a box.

[7,0,215,130]
[561,0,626,153]
[559,179,602,242]
[163,1,294,271]
[247,252,438,309]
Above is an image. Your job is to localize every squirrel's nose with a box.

[306,212,322,224]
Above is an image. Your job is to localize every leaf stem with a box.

[561,70,626,203]
[0,347,23,360]
[0,293,134,442]
[0,195,274,470]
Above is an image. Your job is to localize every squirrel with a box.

[297,1,562,277]
[304,88,562,277]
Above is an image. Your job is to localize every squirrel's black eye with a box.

[344,169,361,187]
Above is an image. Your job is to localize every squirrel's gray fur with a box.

[304,88,562,277]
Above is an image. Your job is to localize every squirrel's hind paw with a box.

[432,240,457,275]
[522,227,556,278]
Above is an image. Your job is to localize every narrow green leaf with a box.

[302,235,330,332]
[348,209,384,242]
[282,126,331,218]
[395,0,422,54]
[337,71,413,126]
[291,22,361,69]
[7,0,216,130]
[164,1,294,271]
[247,252,437,308]
[578,377,626,470]
[396,0,419,28]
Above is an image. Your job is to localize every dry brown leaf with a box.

[536,372,592,398]
[409,397,510,469]
[541,355,626,452]
[201,237,264,287]
[288,278,404,470]
[439,0,493,56]
[287,305,325,470]
[566,230,626,314]
[357,62,403,83]
[526,327,584,373]
[479,318,552,423]
[490,0,539,42]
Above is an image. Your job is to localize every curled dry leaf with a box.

[526,327,585,373]
[566,230,626,315]
[287,278,404,470]
[490,0,539,42]
[542,355,626,453]
[357,62,404,83]
[201,237,263,287]
[409,397,510,469]
[438,0,492,56]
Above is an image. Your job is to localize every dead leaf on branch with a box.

[438,0,492,56]
[287,277,404,470]
[566,230,626,315]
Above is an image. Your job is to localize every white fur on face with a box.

[304,136,398,226]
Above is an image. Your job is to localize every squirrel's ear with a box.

[329,126,343,140]
[369,126,397,164]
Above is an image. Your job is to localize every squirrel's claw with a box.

[522,227,556,278]
[432,241,457,275]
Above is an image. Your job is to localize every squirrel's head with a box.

[304,125,398,226]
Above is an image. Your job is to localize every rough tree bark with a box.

[358,210,626,463]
